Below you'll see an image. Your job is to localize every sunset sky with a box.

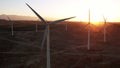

[0,0,120,22]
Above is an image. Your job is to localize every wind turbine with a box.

[88,9,90,50]
[7,16,14,36]
[26,3,75,68]
[35,21,38,32]
[65,22,68,31]
[65,20,71,32]
[103,16,107,42]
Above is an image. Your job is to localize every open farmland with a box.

[0,20,120,68]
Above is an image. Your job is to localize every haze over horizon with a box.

[0,14,55,21]
[1,0,120,22]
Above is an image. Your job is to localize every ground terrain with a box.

[0,20,120,68]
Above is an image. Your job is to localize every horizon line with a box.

[0,14,120,22]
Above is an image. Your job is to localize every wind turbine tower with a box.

[65,22,68,31]
[35,21,38,32]
[88,9,90,50]
[7,16,14,36]
[103,16,107,42]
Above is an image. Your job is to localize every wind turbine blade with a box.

[26,3,47,24]
[41,27,48,50]
[81,23,89,30]
[48,16,76,25]
[84,24,89,28]
[103,16,107,24]
[88,9,90,24]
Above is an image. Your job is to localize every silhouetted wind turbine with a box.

[26,3,75,68]
[88,9,90,50]
[65,22,68,31]
[103,16,107,42]
[35,21,38,32]
[7,16,14,36]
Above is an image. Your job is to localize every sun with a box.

[71,0,120,23]
[74,10,103,25]
[91,22,104,26]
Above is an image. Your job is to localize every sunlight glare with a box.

[73,0,120,23]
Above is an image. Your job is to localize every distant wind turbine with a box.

[65,22,68,31]
[88,9,90,50]
[103,16,107,42]
[35,21,38,32]
[7,16,14,36]
[65,20,71,32]
[26,3,75,68]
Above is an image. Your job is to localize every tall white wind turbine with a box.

[7,16,14,36]
[26,3,75,68]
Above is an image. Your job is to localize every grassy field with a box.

[0,20,120,68]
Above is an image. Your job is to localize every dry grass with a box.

[0,21,120,68]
